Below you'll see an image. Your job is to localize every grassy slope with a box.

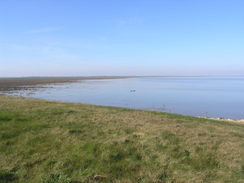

[0,96,244,183]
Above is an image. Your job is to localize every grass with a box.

[0,95,244,183]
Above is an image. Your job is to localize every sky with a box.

[0,0,244,77]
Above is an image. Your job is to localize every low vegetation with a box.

[0,95,244,183]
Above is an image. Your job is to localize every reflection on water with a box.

[5,77,244,120]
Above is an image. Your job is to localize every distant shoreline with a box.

[0,76,135,91]
[1,75,216,91]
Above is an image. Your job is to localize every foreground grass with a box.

[0,96,244,183]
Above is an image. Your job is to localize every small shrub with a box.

[68,129,82,134]
[0,170,17,182]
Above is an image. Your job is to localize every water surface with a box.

[6,77,244,120]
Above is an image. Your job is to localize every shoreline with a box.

[1,93,244,125]
[199,116,244,124]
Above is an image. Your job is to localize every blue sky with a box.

[0,0,244,76]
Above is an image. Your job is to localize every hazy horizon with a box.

[1,75,244,79]
[1,0,244,77]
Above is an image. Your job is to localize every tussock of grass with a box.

[0,96,244,183]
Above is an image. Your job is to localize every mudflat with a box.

[0,76,133,91]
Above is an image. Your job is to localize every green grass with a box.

[0,95,244,183]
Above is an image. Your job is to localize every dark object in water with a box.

[130,90,136,92]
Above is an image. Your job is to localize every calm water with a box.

[7,77,244,120]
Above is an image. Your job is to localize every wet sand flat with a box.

[0,76,133,91]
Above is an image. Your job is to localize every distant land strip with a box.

[0,76,136,91]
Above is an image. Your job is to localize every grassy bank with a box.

[0,96,244,183]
